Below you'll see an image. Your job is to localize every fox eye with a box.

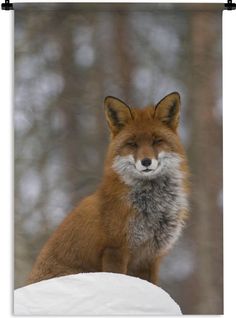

[126,141,138,148]
[152,138,163,146]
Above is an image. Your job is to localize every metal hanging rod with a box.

[1,0,236,11]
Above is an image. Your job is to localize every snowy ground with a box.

[14,272,182,315]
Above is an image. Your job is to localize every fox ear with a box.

[104,96,133,135]
[154,92,180,131]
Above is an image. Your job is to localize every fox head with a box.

[104,92,186,185]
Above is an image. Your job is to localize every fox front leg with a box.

[102,247,129,274]
[149,255,164,285]
[129,256,163,285]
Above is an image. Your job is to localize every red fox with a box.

[27,92,189,285]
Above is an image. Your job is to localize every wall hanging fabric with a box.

[14,3,223,315]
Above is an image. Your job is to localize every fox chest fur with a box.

[127,173,187,254]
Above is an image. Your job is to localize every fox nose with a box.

[141,158,152,167]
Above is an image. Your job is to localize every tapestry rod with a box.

[1,0,236,11]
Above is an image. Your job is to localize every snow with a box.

[14,272,182,315]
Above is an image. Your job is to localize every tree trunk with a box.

[185,11,223,314]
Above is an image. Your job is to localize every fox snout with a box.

[141,158,152,167]
[136,157,158,172]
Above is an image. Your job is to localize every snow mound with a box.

[14,272,182,315]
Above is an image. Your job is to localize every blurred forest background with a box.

[14,3,223,314]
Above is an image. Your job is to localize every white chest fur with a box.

[127,164,188,254]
